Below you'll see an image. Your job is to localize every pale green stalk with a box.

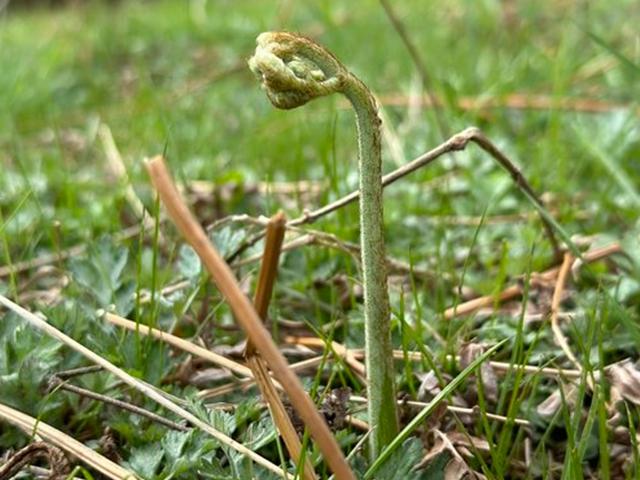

[249,32,398,457]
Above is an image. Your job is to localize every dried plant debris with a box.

[535,359,640,419]
[416,370,443,402]
[459,343,499,404]
[319,387,351,431]
[607,359,640,407]
[98,428,122,464]
[416,430,486,480]
[536,383,580,418]
[0,442,71,480]
[283,387,352,436]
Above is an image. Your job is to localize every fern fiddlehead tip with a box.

[248,31,344,110]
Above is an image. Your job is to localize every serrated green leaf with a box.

[209,225,247,258]
[69,237,130,307]
[128,442,164,479]
[177,244,201,279]
[161,429,192,465]
[242,416,276,450]
[375,437,424,480]
[209,409,236,437]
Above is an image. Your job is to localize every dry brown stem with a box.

[244,212,317,480]
[284,336,366,380]
[225,127,560,264]
[102,312,327,397]
[348,395,530,427]
[443,242,622,319]
[197,356,326,400]
[234,224,434,279]
[550,252,580,369]
[289,127,560,258]
[145,156,354,480]
[0,402,137,480]
[103,312,254,378]
[48,376,188,432]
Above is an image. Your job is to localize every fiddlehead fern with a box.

[250,31,399,458]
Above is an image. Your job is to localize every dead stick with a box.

[284,336,366,379]
[247,357,317,480]
[348,395,530,427]
[443,242,622,319]
[0,401,137,479]
[197,356,326,400]
[102,312,327,391]
[550,253,580,369]
[145,156,354,480]
[245,212,317,480]
[54,365,104,380]
[289,127,559,256]
[48,377,188,432]
[285,339,584,380]
[103,312,254,378]
[246,212,286,355]
[444,284,529,320]
[227,127,560,262]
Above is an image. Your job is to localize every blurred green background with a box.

[1,1,638,260]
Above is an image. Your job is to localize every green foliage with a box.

[177,244,201,280]
[0,314,62,413]
[128,442,165,479]
[69,237,135,312]
[124,428,226,479]
[1,0,639,478]
[374,437,425,480]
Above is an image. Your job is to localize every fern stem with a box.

[249,31,399,457]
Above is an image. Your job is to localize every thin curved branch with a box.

[226,127,560,263]
[289,127,560,257]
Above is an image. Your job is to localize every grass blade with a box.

[364,338,508,479]
[574,126,640,208]
[585,30,640,76]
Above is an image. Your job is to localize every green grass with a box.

[1,1,639,478]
